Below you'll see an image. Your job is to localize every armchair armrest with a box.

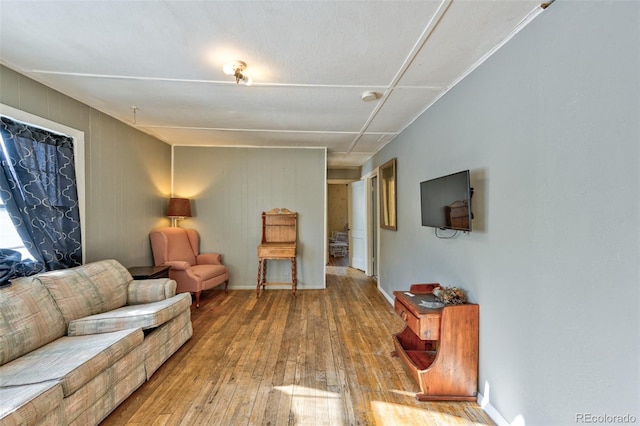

[164,260,191,270]
[127,278,177,304]
[196,253,223,265]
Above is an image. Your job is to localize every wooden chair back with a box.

[261,208,297,244]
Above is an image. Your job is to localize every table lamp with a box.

[166,197,192,227]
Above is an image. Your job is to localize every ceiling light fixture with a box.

[361,91,381,102]
[222,60,253,86]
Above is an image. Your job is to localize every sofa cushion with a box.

[62,344,145,425]
[67,364,146,426]
[37,259,131,324]
[127,278,177,305]
[67,293,192,335]
[0,381,63,426]
[143,308,193,379]
[0,277,66,366]
[0,328,143,397]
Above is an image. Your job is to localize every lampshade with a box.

[166,198,192,218]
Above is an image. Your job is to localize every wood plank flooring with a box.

[102,261,494,425]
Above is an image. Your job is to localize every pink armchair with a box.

[150,227,229,307]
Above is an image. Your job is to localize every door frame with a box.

[329,170,379,280]
[362,169,379,279]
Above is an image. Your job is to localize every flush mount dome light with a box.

[222,60,252,85]
[361,91,381,102]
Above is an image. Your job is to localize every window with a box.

[0,104,86,279]
[0,179,34,261]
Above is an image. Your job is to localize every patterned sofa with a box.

[0,259,193,425]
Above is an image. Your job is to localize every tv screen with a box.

[420,170,472,231]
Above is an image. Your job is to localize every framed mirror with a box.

[379,158,397,230]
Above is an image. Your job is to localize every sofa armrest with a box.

[196,253,222,265]
[127,278,177,304]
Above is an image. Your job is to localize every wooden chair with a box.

[256,208,297,297]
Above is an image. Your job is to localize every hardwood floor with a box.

[102,260,493,425]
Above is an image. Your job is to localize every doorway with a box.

[349,180,366,271]
[327,184,349,266]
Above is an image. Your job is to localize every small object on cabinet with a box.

[432,285,467,305]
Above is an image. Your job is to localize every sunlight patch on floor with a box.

[371,400,487,425]
[371,400,437,425]
[275,385,343,425]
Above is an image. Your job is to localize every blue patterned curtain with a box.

[0,116,82,284]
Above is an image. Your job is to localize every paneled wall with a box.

[0,65,171,266]
[173,146,326,289]
[363,2,639,424]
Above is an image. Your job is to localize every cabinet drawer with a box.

[394,298,440,340]
[395,299,420,336]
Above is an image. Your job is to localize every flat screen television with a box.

[420,170,472,231]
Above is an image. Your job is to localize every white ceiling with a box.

[0,0,543,168]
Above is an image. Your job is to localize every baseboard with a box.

[378,285,395,306]
[228,285,327,291]
[477,392,510,425]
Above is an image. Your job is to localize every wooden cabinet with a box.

[392,284,478,401]
[257,208,297,297]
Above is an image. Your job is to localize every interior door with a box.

[371,175,377,278]
[349,180,366,271]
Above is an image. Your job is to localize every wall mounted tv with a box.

[420,170,472,232]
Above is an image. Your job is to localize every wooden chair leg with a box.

[256,259,263,297]
[195,290,201,308]
[291,257,297,297]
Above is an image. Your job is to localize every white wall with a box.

[172,146,326,290]
[364,1,639,423]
